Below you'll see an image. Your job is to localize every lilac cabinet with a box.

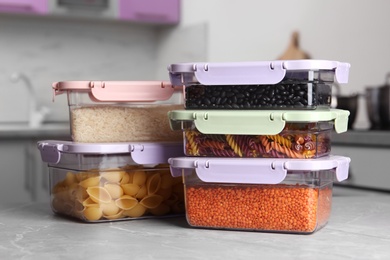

[119,0,180,24]
[0,0,48,15]
[0,0,180,25]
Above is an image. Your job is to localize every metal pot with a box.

[366,73,390,130]
[379,84,390,129]
[365,87,382,130]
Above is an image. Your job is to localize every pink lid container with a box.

[52,81,184,143]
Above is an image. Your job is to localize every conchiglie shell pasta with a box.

[76,171,99,182]
[101,170,125,183]
[74,199,85,212]
[103,183,124,199]
[83,206,103,221]
[121,183,140,196]
[52,181,66,194]
[55,190,70,202]
[146,173,161,195]
[140,195,164,209]
[101,200,120,216]
[149,203,170,216]
[65,171,77,185]
[160,173,175,189]
[51,198,64,213]
[132,171,147,186]
[67,183,79,199]
[74,186,89,200]
[62,202,74,214]
[123,203,147,218]
[135,185,147,199]
[165,193,179,206]
[79,176,101,189]
[103,210,124,220]
[86,186,112,204]
[120,172,131,184]
[115,195,138,210]
[156,187,172,201]
[82,197,97,207]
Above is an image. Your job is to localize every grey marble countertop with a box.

[0,187,389,260]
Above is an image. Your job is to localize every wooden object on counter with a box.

[278,31,311,60]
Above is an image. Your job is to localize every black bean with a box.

[203,98,211,105]
[184,83,330,109]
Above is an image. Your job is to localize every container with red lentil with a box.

[168,60,350,110]
[37,140,185,222]
[168,109,349,158]
[169,155,350,234]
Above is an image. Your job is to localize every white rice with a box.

[71,104,182,143]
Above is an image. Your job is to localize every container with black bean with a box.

[185,82,332,110]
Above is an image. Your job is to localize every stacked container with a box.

[37,81,186,222]
[166,60,352,234]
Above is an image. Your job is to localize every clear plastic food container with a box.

[168,60,350,110]
[37,140,185,222]
[168,109,349,158]
[52,81,184,143]
[169,155,350,234]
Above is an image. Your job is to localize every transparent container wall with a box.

[183,169,334,234]
[66,91,183,143]
[48,164,184,222]
[184,70,334,110]
[183,121,333,158]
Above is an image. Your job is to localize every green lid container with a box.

[168,109,349,159]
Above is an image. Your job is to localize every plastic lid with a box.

[168,60,350,85]
[37,140,184,165]
[168,109,350,135]
[52,81,181,102]
[169,155,350,184]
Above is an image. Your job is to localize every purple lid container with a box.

[168,60,350,86]
[38,140,184,165]
[169,155,350,184]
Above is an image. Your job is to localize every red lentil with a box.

[185,183,333,233]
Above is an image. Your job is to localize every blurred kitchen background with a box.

[1,0,390,204]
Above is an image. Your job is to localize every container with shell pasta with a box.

[168,109,349,159]
[169,155,350,234]
[37,140,185,222]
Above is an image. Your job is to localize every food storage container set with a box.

[37,81,186,222]
[167,60,352,234]
[38,59,352,234]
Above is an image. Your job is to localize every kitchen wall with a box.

[0,13,207,123]
[178,0,390,130]
[1,1,389,129]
